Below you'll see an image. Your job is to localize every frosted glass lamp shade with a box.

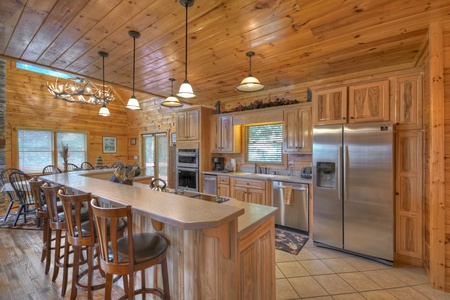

[125,96,142,110]
[98,105,111,117]
[176,80,196,98]
[235,76,265,92]
[161,95,183,107]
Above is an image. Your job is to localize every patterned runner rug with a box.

[275,228,308,255]
[0,212,42,230]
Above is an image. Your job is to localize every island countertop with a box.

[41,170,277,236]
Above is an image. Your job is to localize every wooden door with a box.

[395,131,423,262]
[220,115,234,152]
[312,86,347,125]
[233,186,247,202]
[247,188,265,205]
[394,74,423,130]
[187,110,199,140]
[217,184,230,197]
[283,109,299,153]
[176,112,187,141]
[211,115,220,152]
[348,80,390,123]
[299,106,312,153]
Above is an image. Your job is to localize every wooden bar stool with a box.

[58,189,125,300]
[90,198,170,300]
[29,177,48,265]
[41,182,88,297]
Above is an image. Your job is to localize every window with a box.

[245,123,283,163]
[142,133,168,180]
[18,130,87,173]
[16,62,71,78]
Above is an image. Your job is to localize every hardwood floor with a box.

[0,228,124,300]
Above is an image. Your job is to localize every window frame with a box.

[17,128,88,173]
[244,122,284,164]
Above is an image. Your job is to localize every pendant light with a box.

[235,51,265,92]
[177,0,196,99]
[125,30,142,110]
[161,78,183,107]
[97,51,111,117]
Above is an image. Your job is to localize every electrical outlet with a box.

[134,156,138,159]
[288,160,294,167]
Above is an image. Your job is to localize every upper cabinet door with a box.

[394,74,423,130]
[348,80,390,123]
[312,86,347,125]
[187,110,199,141]
[176,112,187,141]
[283,105,312,154]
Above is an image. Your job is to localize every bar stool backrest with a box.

[90,198,135,275]
[29,177,46,217]
[58,189,95,247]
[41,182,64,230]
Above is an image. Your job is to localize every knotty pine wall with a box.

[442,19,450,291]
[5,61,135,169]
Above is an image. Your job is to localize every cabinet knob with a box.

[343,117,346,120]
[247,183,250,185]
[395,192,400,195]
[350,117,354,119]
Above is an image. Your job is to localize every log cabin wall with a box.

[4,61,131,169]
[442,18,450,291]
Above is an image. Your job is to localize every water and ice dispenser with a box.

[316,162,336,188]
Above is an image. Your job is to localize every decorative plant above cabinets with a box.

[222,97,300,113]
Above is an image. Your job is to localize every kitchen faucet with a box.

[254,163,257,173]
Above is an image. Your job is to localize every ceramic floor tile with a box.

[314,274,356,295]
[343,256,388,271]
[276,278,300,300]
[384,267,429,285]
[387,287,431,300]
[339,272,382,292]
[277,261,310,278]
[300,260,334,275]
[321,258,358,273]
[275,264,284,279]
[332,293,366,300]
[276,249,297,263]
[288,276,329,298]
[412,284,450,299]
[302,296,333,300]
[362,270,407,289]
[308,247,341,259]
[360,290,398,300]
[294,248,318,261]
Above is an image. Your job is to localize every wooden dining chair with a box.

[90,198,170,300]
[66,163,79,171]
[8,171,35,227]
[0,168,22,222]
[42,165,62,175]
[81,162,95,170]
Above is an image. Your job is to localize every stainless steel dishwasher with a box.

[203,174,217,195]
[272,181,309,233]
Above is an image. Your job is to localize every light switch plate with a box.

[134,156,138,159]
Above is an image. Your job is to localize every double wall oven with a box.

[176,148,199,191]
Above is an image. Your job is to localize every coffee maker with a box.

[212,157,224,171]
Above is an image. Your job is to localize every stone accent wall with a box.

[0,60,6,210]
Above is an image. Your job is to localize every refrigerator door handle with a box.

[344,145,348,201]
[338,146,342,201]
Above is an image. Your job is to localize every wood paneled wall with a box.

[442,19,450,292]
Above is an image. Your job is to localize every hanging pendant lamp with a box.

[161,78,183,107]
[125,30,142,110]
[177,0,196,99]
[97,51,111,117]
[235,51,265,92]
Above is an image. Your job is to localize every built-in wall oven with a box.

[176,148,199,191]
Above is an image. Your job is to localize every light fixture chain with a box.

[184,1,188,80]
[132,35,136,96]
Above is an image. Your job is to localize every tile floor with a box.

[275,238,450,300]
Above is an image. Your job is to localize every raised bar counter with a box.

[41,170,277,299]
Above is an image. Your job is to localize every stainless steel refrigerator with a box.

[312,122,394,263]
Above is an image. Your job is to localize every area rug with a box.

[0,213,42,230]
[275,228,308,255]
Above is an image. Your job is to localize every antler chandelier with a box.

[47,77,115,106]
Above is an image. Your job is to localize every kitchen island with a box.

[41,170,277,299]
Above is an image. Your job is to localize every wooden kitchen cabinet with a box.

[176,109,199,141]
[312,80,390,125]
[395,131,423,264]
[217,175,230,197]
[283,104,312,154]
[231,178,269,206]
[393,74,423,130]
[312,86,347,125]
[211,115,241,153]
[348,80,390,123]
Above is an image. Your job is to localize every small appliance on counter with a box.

[212,157,224,171]
[301,166,312,179]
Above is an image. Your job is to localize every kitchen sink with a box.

[253,174,276,178]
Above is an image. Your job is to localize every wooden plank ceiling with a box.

[1,0,449,105]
